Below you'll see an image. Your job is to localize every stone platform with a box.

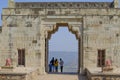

[37,73,79,80]
[0,67,88,80]
[0,67,39,80]
[86,67,120,80]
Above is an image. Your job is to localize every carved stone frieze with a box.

[15,2,113,8]
[7,24,17,27]
[25,21,32,27]
[15,9,20,14]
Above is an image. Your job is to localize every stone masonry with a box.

[0,0,120,75]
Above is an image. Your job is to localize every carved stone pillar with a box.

[8,0,15,8]
[114,0,119,8]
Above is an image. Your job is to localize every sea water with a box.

[48,51,78,73]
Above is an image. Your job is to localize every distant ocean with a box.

[48,51,78,72]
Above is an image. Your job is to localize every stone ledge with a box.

[86,68,120,80]
[0,66,14,72]
[1,66,14,69]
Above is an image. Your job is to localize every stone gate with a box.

[0,0,120,75]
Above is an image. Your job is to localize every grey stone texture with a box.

[0,0,120,75]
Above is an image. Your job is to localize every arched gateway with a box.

[44,22,82,73]
[1,0,120,76]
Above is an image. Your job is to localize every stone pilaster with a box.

[114,0,119,8]
[8,0,15,8]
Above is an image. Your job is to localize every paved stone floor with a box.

[0,67,88,80]
[37,73,87,80]
[1,67,120,80]
[38,74,78,80]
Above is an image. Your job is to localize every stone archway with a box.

[44,22,83,73]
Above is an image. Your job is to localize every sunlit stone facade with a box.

[0,0,120,74]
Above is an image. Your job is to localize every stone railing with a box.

[0,68,39,80]
[86,68,120,80]
[0,73,26,80]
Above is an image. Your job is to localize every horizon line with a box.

[49,51,78,52]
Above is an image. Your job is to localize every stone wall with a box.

[0,68,39,80]
[0,15,42,68]
[84,16,120,68]
[86,69,120,80]
[0,74,26,80]
[2,8,120,16]
[1,1,120,74]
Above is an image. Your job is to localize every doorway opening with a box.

[45,23,81,74]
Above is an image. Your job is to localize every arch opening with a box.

[45,23,81,74]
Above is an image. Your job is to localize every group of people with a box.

[49,57,64,72]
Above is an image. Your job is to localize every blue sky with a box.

[0,0,118,52]
[49,27,78,52]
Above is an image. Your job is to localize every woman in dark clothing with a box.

[54,59,59,72]
[50,57,55,72]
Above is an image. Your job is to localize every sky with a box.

[0,0,118,52]
[49,27,78,52]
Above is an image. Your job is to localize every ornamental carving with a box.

[15,2,113,8]
[25,21,32,27]
[45,23,81,40]
[7,24,17,27]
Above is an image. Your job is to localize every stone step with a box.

[37,73,88,80]
[38,74,79,80]
[79,75,88,80]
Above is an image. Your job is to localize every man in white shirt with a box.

[59,58,64,72]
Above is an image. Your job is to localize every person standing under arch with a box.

[59,58,64,72]
[54,59,59,72]
[50,57,55,72]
